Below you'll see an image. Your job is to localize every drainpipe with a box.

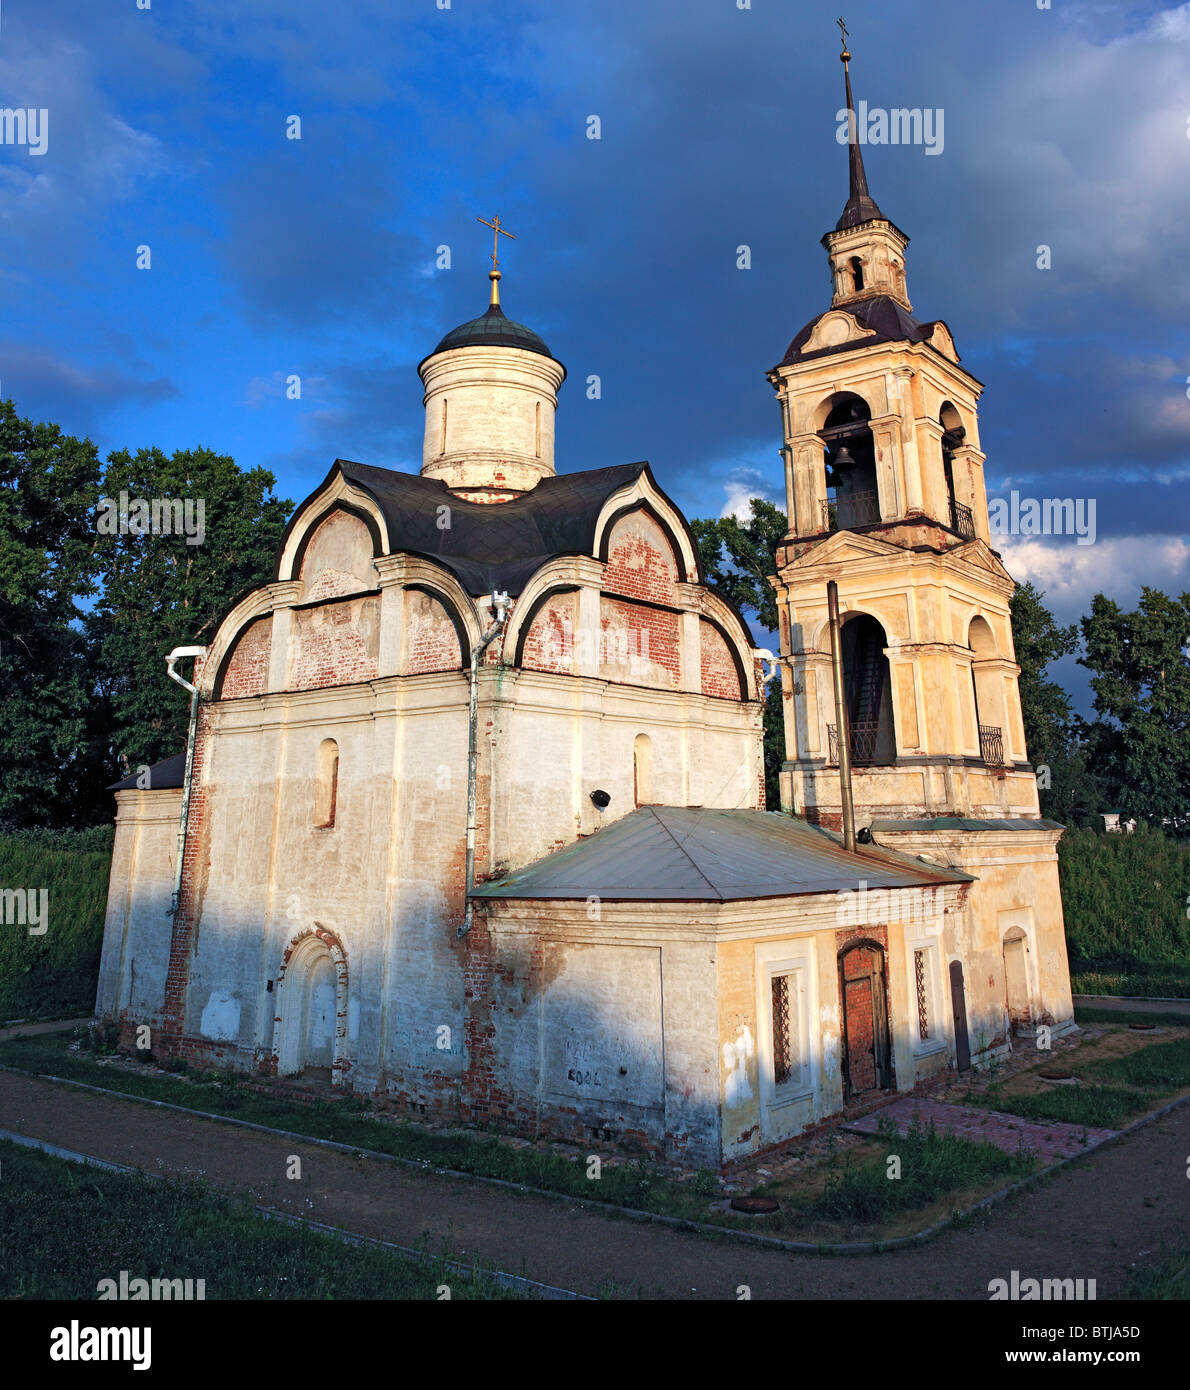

[827,581,857,853]
[165,646,208,918]
[458,592,509,941]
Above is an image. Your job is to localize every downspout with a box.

[458,592,509,941]
[165,645,208,918]
[827,581,857,853]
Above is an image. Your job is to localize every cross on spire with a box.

[837,15,850,64]
[477,214,515,306]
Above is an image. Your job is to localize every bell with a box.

[832,444,854,469]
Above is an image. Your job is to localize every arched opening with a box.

[314,738,339,829]
[968,617,1005,765]
[940,402,973,538]
[829,613,896,766]
[1002,927,1033,1034]
[273,927,349,1087]
[633,733,654,806]
[818,393,880,532]
[838,940,892,1098]
[848,256,864,293]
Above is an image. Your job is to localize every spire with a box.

[835,20,884,232]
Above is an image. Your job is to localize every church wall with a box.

[520,592,575,675]
[699,620,741,699]
[96,789,180,1030]
[602,511,679,607]
[598,597,681,689]
[405,590,463,674]
[298,508,380,602]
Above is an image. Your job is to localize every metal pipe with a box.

[827,581,857,853]
[458,592,509,940]
[165,646,208,918]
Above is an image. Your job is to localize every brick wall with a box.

[521,593,575,675]
[699,620,741,699]
[406,590,463,674]
[291,596,380,690]
[220,616,272,699]
[603,511,678,606]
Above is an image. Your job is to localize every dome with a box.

[423,303,554,365]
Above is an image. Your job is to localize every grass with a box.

[967,1026,1190,1131]
[1123,1240,1190,1300]
[795,1118,1035,1225]
[0,1139,530,1300]
[1073,1005,1190,1027]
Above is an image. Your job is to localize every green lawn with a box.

[0,1139,530,1300]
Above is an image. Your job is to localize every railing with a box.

[820,490,881,533]
[950,498,976,541]
[979,724,1004,765]
[827,720,883,766]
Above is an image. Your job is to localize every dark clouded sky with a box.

[2,0,1188,706]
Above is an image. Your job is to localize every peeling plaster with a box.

[723,1025,754,1108]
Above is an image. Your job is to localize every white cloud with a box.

[1000,533,1190,625]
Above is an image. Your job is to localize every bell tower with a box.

[765,27,1074,1055]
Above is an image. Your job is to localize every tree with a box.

[0,400,102,828]
[87,447,292,779]
[1078,587,1190,830]
[691,499,787,807]
[1008,580,1100,824]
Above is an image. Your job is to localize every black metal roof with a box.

[107,751,186,791]
[419,303,558,373]
[334,458,686,597]
[778,295,940,367]
[472,805,974,902]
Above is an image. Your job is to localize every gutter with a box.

[165,646,208,919]
[457,592,509,940]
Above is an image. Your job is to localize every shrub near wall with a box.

[0,826,114,1021]
[1059,823,1190,996]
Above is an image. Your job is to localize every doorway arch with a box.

[1002,926,1033,1034]
[838,939,892,1099]
[273,925,349,1086]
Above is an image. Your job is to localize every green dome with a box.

[427,303,553,360]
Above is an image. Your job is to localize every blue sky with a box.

[3,0,1189,707]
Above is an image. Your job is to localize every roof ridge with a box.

[649,807,725,900]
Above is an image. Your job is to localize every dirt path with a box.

[0,1069,1185,1300]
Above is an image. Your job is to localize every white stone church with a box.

[97,53,1074,1169]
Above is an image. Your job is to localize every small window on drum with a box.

[314,738,339,829]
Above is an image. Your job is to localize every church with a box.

[97,41,1075,1169]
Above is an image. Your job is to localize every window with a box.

[439,399,448,456]
[535,400,541,457]
[913,949,931,1041]
[908,940,945,1053]
[771,973,795,1084]
[849,256,864,292]
[633,733,653,805]
[314,738,339,829]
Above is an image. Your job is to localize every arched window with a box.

[849,256,864,293]
[633,733,654,806]
[940,403,972,538]
[819,394,879,532]
[836,614,896,766]
[314,738,339,829]
[968,617,1005,765]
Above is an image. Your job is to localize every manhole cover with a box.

[1038,1070,1078,1084]
[730,1195,780,1215]
[1128,1023,1158,1031]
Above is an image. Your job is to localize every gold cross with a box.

[477,214,515,271]
[837,16,848,47]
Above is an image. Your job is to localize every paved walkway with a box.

[0,1069,1185,1299]
[843,1097,1118,1161]
[0,1016,90,1043]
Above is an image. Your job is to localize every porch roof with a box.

[471,806,974,903]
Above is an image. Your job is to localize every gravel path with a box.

[0,1069,1185,1300]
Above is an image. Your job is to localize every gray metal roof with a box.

[472,806,974,903]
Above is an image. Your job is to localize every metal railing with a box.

[820,490,881,533]
[827,720,884,766]
[979,724,1004,765]
[950,498,976,540]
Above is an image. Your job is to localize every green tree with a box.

[0,400,102,828]
[1008,580,1100,824]
[691,499,787,807]
[1078,587,1190,829]
[87,447,292,777]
